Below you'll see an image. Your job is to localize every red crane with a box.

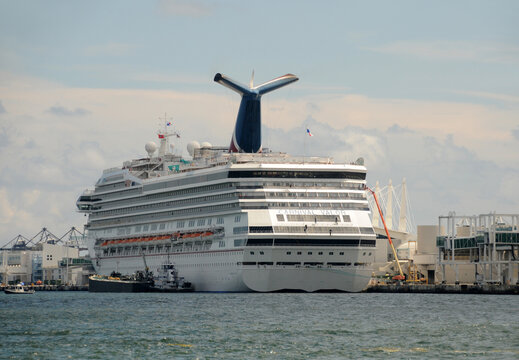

[365,185,405,281]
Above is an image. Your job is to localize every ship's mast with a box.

[157,113,180,157]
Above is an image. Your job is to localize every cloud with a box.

[0,126,9,148]
[386,124,414,134]
[46,106,91,117]
[365,41,519,64]
[157,0,213,17]
[0,100,6,114]
[452,91,519,104]
[512,127,519,141]
[261,92,519,168]
[0,188,15,225]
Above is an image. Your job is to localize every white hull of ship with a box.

[93,249,372,292]
[241,266,372,293]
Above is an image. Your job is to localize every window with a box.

[217,217,224,224]
[308,251,313,255]
[219,241,225,248]
[276,214,285,221]
[286,251,291,255]
[151,224,158,231]
[318,252,323,255]
[259,251,264,255]
[329,252,333,255]
[207,218,212,225]
[159,223,166,230]
[177,221,185,228]
[197,219,205,226]
[250,251,255,255]
[228,170,366,180]
[339,252,344,255]
[135,225,142,232]
[234,215,241,223]
[143,224,149,231]
[297,251,302,255]
[234,239,245,247]
[188,220,195,227]
[233,226,248,235]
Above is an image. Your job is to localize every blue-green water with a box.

[1,292,518,359]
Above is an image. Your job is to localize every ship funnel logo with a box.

[214,72,298,153]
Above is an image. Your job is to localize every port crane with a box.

[365,185,405,280]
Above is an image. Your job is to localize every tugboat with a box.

[4,283,35,295]
[153,263,194,292]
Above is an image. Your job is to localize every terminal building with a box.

[369,180,518,285]
[0,228,94,286]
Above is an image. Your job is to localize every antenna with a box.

[156,113,180,156]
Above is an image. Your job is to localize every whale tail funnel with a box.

[214,72,298,153]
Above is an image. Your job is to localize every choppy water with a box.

[1,292,518,359]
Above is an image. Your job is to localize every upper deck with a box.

[119,147,366,182]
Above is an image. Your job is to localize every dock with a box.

[366,283,519,295]
[1,284,88,292]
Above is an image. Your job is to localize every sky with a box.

[1,0,518,246]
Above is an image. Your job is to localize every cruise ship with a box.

[77,72,377,292]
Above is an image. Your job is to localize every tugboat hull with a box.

[88,276,153,292]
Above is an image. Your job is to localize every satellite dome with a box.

[355,157,365,166]
[200,142,212,149]
[145,141,157,157]
[187,141,200,156]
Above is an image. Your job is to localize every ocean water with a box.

[0,292,518,359]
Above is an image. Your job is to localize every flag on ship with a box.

[167,121,172,126]
[158,134,165,139]
[306,128,313,137]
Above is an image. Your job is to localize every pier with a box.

[366,282,519,295]
[1,284,88,292]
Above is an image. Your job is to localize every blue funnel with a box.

[214,73,298,153]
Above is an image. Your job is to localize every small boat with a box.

[153,263,194,292]
[4,283,35,295]
[88,271,154,293]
